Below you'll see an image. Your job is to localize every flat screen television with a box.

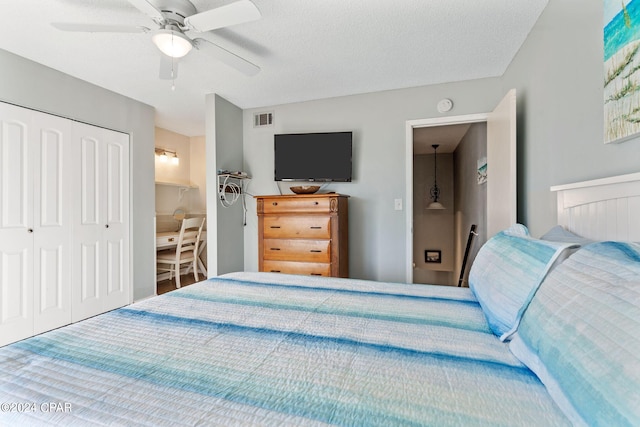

[274,131,352,182]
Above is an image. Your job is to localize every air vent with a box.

[254,112,273,127]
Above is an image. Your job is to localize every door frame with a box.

[404,113,489,283]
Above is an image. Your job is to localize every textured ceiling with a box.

[0,0,548,136]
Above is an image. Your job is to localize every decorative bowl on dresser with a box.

[255,193,349,277]
[289,185,321,194]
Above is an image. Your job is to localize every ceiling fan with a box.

[52,0,261,80]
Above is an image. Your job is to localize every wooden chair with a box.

[156,217,205,288]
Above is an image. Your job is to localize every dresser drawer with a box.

[263,239,331,262]
[262,197,332,213]
[263,260,331,276]
[263,216,330,239]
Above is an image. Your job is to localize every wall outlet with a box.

[394,199,403,210]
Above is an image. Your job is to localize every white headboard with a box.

[551,172,640,241]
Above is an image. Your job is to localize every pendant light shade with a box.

[427,144,445,210]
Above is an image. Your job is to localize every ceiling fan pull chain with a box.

[171,34,176,91]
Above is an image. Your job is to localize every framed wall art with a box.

[425,250,441,263]
[604,0,640,143]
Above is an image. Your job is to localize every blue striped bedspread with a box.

[0,272,569,426]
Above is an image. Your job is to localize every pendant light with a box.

[427,144,445,210]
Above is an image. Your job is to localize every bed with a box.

[1,173,639,426]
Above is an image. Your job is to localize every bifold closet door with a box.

[0,103,74,346]
[0,103,35,346]
[72,122,130,322]
[32,111,73,334]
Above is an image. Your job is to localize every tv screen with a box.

[274,132,352,182]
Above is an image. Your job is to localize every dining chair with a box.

[156,217,205,288]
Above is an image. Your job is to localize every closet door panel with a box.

[0,103,34,346]
[72,129,106,322]
[80,135,101,226]
[0,249,33,345]
[80,241,101,299]
[33,113,72,334]
[103,132,130,311]
[0,107,31,230]
[72,123,130,320]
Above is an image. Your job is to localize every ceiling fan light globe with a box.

[152,29,193,58]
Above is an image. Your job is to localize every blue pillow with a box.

[468,224,576,340]
[509,242,640,426]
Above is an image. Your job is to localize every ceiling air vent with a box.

[254,112,273,128]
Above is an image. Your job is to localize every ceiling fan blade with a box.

[127,0,164,23]
[184,0,261,32]
[193,38,260,76]
[52,23,149,33]
[159,55,179,80]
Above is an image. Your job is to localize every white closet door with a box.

[32,111,73,334]
[72,123,129,322]
[0,102,34,346]
[102,128,130,312]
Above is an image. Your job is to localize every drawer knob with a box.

[310,226,322,229]
[311,273,322,276]
[310,249,322,253]
[168,237,175,242]
[314,202,319,205]
[272,202,278,206]
[270,226,281,229]
[270,270,281,273]
[270,248,281,251]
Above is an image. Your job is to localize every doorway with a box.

[404,90,517,285]
[411,123,487,286]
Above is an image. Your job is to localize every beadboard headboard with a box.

[551,172,640,241]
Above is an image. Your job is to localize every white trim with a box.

[550,172,640,192]
[551,173,640,241]
[405,113,489,283]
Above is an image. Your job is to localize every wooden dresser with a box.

[255,194,348,277]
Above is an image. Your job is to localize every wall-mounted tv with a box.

[274,131,352,182]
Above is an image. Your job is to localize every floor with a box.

[156,273,199,295]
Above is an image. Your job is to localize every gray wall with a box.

[242,79,503,283]
[0,48,157,301]
[215,95,245,274]
[502,0,640,237]
[205,94,245,276]
[453,123,487,286]
[413,153,454,286]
